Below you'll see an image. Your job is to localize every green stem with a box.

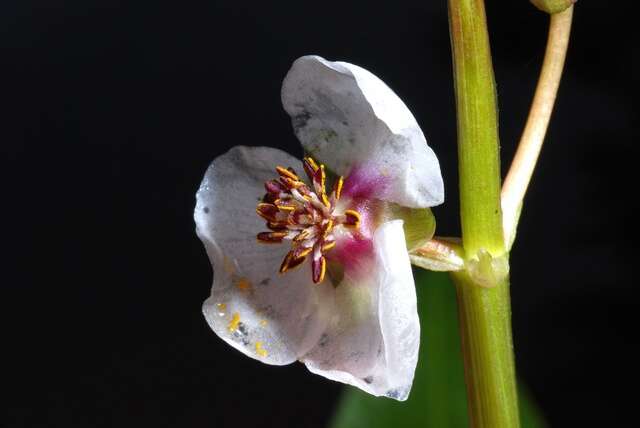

[451,271,519,427]
[447,0,519,426]
[448,0,504,258]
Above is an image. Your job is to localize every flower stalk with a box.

[447,0,519,426]
[502,6,574,249]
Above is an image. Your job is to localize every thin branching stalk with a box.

[502,6,574,249]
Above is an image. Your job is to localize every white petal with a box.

[300,220,420,400]
[195,146,332,365]
[282,55,444,208]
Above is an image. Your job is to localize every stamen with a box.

[274,199,295,212]
[256,203,279,222]
[322,219,334,239]
[256,158,361,285]
[343,210,361,228]
[322,241,336,252]
[286,255,307,271]
[279,251,293,273]
[294,247,313,259]
[265,179,287,194]
[312,165,326,197]
[293,228,313,242]
[257,231,288,243]
[280,251,307,273]
[280,177,305,190]
[276,166,299,181]
[266,221,288,231]
[321,193,331,208]
[312,256,326,284]
[290,209,311,226]
[332,176,344,201]
[303,157,319,179]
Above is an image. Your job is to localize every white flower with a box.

[194,55,443,401]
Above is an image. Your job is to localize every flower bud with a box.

[530,0,576,14]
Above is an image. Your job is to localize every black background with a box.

[2,1,635,427]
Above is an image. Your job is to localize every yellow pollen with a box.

[228,312,241,332]
[259,319,268,327]
[236,278,251,291]
[255,341,268,358]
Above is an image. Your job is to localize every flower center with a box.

[256,157,361,284]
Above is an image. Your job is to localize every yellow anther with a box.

[294,229,312,242]
[319,165,326,192]
[274,200,295,212]
[304,157,319,172]
[317,257,326,284]
[322,241,336,252]
[228,312,241,332]
[286,255,307,271]
[296,247,313,258]
[344,209,361,228]
[280,177,305,189]
[276,166,299,181]
[333,176,344,200]
[322,219,334,238]
[256,203,278,221]
[321,193,331,208]
[279,251,293,273]
[267,221,288,231]
[257,231,288,243]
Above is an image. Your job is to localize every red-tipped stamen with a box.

[256,158,360,285]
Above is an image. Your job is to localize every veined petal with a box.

[282,55,444,209]
[195,146,332,365]
[300,220,419,401]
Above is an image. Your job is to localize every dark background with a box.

[2,1,635,427]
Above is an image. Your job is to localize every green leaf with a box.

[329,270,546,428]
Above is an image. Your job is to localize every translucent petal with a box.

[195,146,332,365]
[282,55,444,208]
[300,220,420,400]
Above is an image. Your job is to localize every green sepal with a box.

[381,204,436,252]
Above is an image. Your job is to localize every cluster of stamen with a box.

[256,157,361,284]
